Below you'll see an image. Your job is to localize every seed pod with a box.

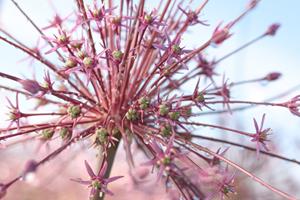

[159,104,170,116]
[67,105,81,119]
[96,128,108,144]
[168,111,180,121]
[126,108,138,121]
[42,129,55,140]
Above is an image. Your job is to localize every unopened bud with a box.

[265,23,280,36]
[264,72,281,81]
[19,79,42,94]
[247,0,258,9]
[22,160,38,182]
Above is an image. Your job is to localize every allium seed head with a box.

[0,1,297,199]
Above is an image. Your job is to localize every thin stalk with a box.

[98,135,121,200]
[189,134,300,165]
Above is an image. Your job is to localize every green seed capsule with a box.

[196,93,205,102]
[144,14,153,24]
[58,34,67,43]
[96,128,108,144]
[138,97,150,110]
[65,58,77,68]
[42,129,54,140]
[60,127,72,140]
[168,111,180,120]
[112,50,123,61]
[159,104,169,116]
[171,44,181,54]
[76,50,86,59]
[160,124,172,137]
[67,105,81,119]
[126,108,138,121]
[83,57,93,67]
[162,156,171,165]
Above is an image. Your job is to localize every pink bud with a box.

[211,25,232,45]
[247,0,258,9]
[265,23,280,36]
[23,160,38,175]
[264,72,281,81]
[286,95,300,117]
[19,79,42,94]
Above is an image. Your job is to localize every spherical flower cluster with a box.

[0,0,299,200]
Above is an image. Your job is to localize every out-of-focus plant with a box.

[0,0,299,199]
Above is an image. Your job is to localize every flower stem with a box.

[96,136,121,200]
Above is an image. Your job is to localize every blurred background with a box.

[0,0,299,199]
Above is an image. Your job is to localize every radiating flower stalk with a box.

[0,0,299,199]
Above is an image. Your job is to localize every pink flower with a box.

[251,114,271,156]
[72,160,123,198]
[143,134,178,180]
[139,11,166,32]
[178,5,208,26]
[42,13,71,30]
[211,22,233,45]
[285,95,300,117]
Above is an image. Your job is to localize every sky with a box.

[0,0,299,197]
